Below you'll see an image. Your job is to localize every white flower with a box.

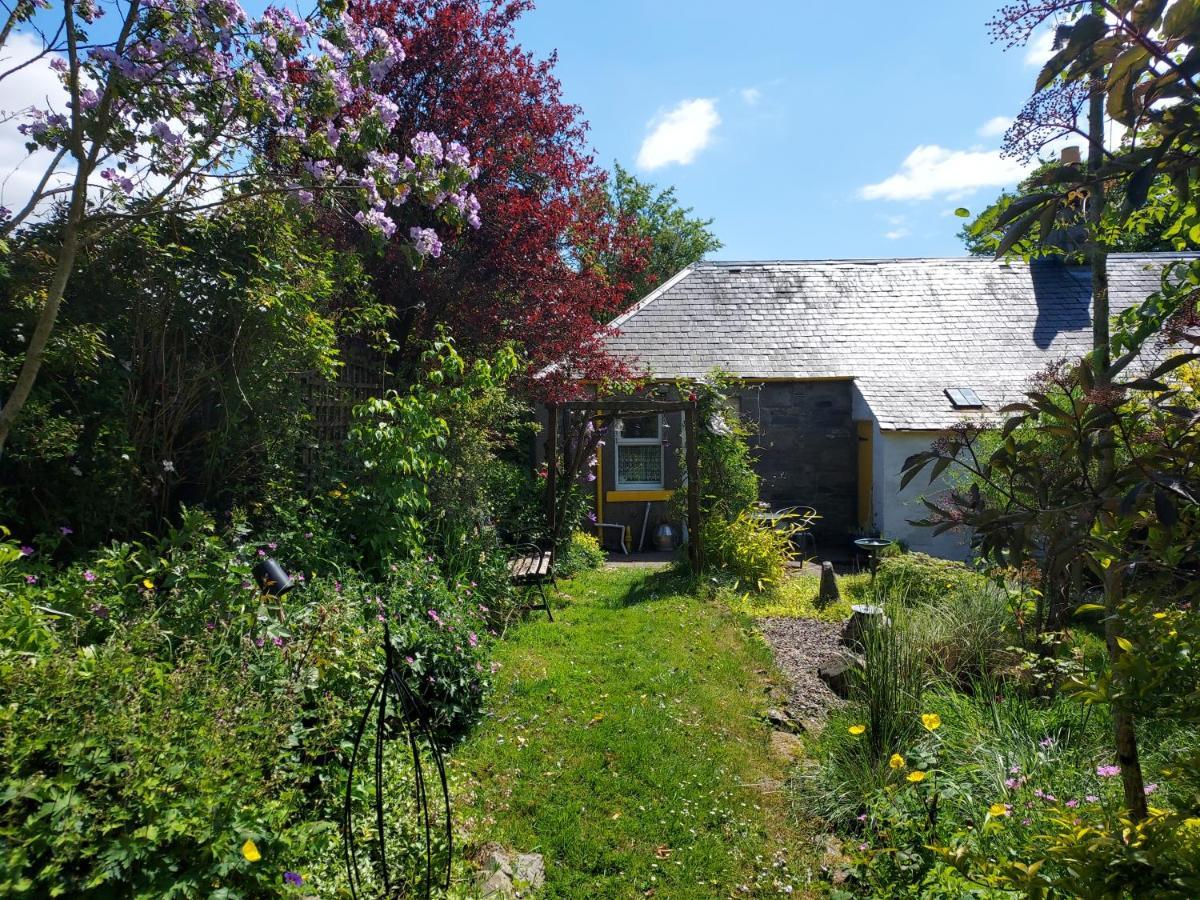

[161,460,176,472]
[70,466,82,476]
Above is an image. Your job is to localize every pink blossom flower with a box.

[1085,795,1099,803]
[19,545,34,556]
[82,570,96,582]
[1096,765,1120,778]
[25,574,37,585]
[468,632,478,647]
[1144,783,1158,795]
[59,525,73,536]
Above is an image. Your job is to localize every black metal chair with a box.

[507,542,554,621]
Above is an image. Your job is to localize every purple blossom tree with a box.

[0,0,481,454]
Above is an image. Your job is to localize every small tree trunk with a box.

[1084,30,1147,820]
[0,169,88,458]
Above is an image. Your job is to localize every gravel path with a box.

[758,617,846,729]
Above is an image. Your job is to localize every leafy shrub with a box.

[344,337,520,572]
[558,530,606,577]
[0,512,494,896]
[701,509,796,592]
[875,552,983,606]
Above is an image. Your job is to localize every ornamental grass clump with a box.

[853,614,925,762]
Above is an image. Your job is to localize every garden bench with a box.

[507,542,554,621]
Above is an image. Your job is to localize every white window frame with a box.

[614,414,664,489]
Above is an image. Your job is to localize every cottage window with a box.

[615,415,663,489]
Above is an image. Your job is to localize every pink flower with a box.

[25,574,37,585]
[19,545,34,556]
[468,632,478,647]
[59,525,73,536]
[1144,783,1158,795]
[82,570,97,582]
[1065,799,1078,808]
[1096,765,1120,778]
[1085,795,1099,803]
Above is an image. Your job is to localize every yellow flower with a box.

[1153,612,1168,620]
[906,770,927,783]
[241,839,261,862]
[921,713,942,732]
[848,724,866,736]
[989,802,1009,817]
[889,753,906,769]
[142,578,155,590]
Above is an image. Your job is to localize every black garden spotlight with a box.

[252,554,294,598]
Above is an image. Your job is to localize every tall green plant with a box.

[346,334,519,572]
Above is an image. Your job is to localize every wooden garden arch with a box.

[543,396,703,575]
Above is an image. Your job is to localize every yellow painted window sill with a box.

[606,489,672,502]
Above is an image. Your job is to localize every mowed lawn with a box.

[449,566,821,898]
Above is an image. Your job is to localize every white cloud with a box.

[977,115,1012,138]
[0,32,72,217]
[859,144,1030,201]
[1024,28,1056,67]
[884,227,910,240]
[740,87,761,106]
[636,98,720,170]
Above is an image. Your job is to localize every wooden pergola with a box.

[544,397,703,574]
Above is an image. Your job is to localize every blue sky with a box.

[513,0,1063,261]
[1,0,1066,260]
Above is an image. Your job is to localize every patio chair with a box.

[776,505,818,557]
[507,541,554,621]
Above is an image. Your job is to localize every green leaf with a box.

[1075,603,1105,614]
[1116,636,1134,653]
[1163,0,1200,38]
[954,207,970,218]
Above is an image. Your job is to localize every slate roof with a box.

[603,254,1196,430]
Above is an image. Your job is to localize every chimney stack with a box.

[1060,146,1082,165]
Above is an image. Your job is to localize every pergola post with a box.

[685,399,702,575]
[544,402,559,560]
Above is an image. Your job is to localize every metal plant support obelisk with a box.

[343,618,451,899]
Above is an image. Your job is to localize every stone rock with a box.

[475,848,545,897]
[764,707,802,734]
[770,730,804,762]
[512,853,545,889]
[841,604,889,650]
[817,834,852,885]
[816,561,840,609]
[817,650,864,699]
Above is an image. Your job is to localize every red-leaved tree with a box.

[346,0,649,396]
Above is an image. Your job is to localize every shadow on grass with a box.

[607,564,701,608]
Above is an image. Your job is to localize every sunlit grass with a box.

[448,565,822,898]
[725,571,874,621]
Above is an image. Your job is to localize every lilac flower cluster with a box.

[9,0,481,259]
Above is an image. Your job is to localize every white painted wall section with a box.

[876,430,972,561]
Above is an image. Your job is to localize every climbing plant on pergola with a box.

[543,392,703,574]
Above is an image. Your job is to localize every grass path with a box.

[449,566,821,898]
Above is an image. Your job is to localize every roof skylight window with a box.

[945,387,982,409]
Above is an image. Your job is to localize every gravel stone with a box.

[758,617,846,726]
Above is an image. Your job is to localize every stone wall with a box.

[737,380,858,544]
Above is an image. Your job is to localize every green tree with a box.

[960,165,1194,257]
[603,163,722,307]
[0,199,370,543]
[974,0,1200,822]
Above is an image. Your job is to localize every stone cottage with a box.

[580,253,1192,560]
